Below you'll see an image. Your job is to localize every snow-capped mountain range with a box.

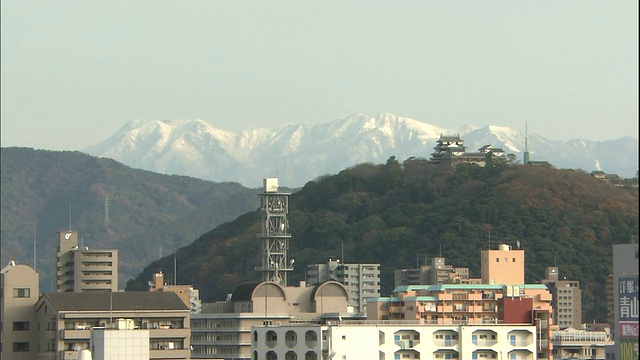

[84,113,638,188]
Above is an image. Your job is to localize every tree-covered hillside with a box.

[127,158,638,323]
[0,148,260,291]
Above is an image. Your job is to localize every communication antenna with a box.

[256,178,292,285]
[523,120,530,164]
[33,220,37,271]
[69,202,72,230]
[174,253,177,285]
[104,194,110,227]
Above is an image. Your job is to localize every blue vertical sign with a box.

[618,276,639,339]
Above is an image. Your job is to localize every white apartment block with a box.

[251,321,538,360]
[306,257,380,314]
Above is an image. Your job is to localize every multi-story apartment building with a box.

[1,261,39,360]
[394,256,472,287]
[56,230,118,292]
[305,257,380,314]
[191,279,357,359]
[34,291,191,360]
[368,284,553,360]
[252,322,538,360]
[541,266,582,329]
[612,242,639,360]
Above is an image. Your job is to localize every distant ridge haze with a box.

[84,113,638,188]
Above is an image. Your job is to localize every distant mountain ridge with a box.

[85,113,638,187]
[0,148,261,292]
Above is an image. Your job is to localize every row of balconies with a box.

[60,328,190,340]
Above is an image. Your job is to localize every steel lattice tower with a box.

[256,178,293,285]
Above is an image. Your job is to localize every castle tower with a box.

[255,178,293,285]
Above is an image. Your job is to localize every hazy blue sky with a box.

[1,1,637,151]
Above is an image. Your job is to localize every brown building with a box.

[34,291,191,360]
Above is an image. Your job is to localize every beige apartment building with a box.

[541,266,582,329]
[1,261,40,360]
[191,279,356,359]
[34,291,191,360]
[56,230,118,292]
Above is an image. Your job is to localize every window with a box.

[512,258,516,262]
[13,321,29,331]
[13,342,30,352]
[13,288,30,298]
[496,258,499,262]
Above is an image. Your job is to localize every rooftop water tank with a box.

[499,244,510,251]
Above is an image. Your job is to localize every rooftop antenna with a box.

[69,202,72,230]
[341,241,344,263]
[104,194,110,227]
[487,211,492,249]
[439,242,442,257]
[174,253,177,285]
[523,120,530,164]
[33,220,37,271]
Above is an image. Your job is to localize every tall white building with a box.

[251,322,538,360]
[306,257,380,314]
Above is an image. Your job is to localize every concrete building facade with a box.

[191,280,357,359]
[394,256,472,287]
[251,322,538,360]
[305,257,380,314]
[0,261,39,360]
[56,230,118,292]
[34,291,191,360]
[541,267,582,329]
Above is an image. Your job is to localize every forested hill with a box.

[127,158,638,323]
[0,147,260,291]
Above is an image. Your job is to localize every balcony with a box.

[61,329,90,340]
[149,349,190,359]
[149,328,190,339]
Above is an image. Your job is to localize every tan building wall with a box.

[191,280,354,359]
[1,262,39,360]
[56,230,118,292]
[481,244,525,285]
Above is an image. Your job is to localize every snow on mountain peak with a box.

[84,113,638,187]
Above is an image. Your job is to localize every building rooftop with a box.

[393,283,549,293]
[40,291,189,312]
